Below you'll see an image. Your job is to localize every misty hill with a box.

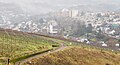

[0,2,39,32]
[0,2,23,14]
[0,2,26,24]
[69,4,120,12]
[1,2,120,34]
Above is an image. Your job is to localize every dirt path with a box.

[15,44,67,65]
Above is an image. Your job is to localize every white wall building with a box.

[49,24,58,34]
[115,43,120,47]
[48,20,59,34]
[102,43,108,47]
[69,10,79,18]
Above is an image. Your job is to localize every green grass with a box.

[0,31,60,65]
[10,49,53,63]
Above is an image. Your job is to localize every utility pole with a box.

[85,25,88,39]
[4,29,11,65]
[7,58,10,65]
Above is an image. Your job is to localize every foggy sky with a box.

[0,0,120,14]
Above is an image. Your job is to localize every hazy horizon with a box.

[0,0,120,14]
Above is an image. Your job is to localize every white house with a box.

[115,43,120,47]
[102,43,108,47]
[48,20,59,34]
[108,30,115,35]
[80,38,88,43]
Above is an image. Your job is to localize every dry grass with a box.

[25,47,120,65]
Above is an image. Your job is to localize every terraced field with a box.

[0,30,60,65]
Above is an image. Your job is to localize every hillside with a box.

[24,47,120,65]
[0,29,120,65]
[69,4,119,12]
[0,29,62,65]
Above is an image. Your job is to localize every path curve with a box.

[15,44,67,65]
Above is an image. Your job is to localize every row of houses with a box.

[97,23,120,36]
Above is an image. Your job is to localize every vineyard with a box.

[0,29,120,65]
[24,47,120,65]
[0,29,60,65]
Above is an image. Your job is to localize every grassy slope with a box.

[25,47,120,65]
[0,31,60,65]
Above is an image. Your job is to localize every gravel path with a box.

[15,44,67,65]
